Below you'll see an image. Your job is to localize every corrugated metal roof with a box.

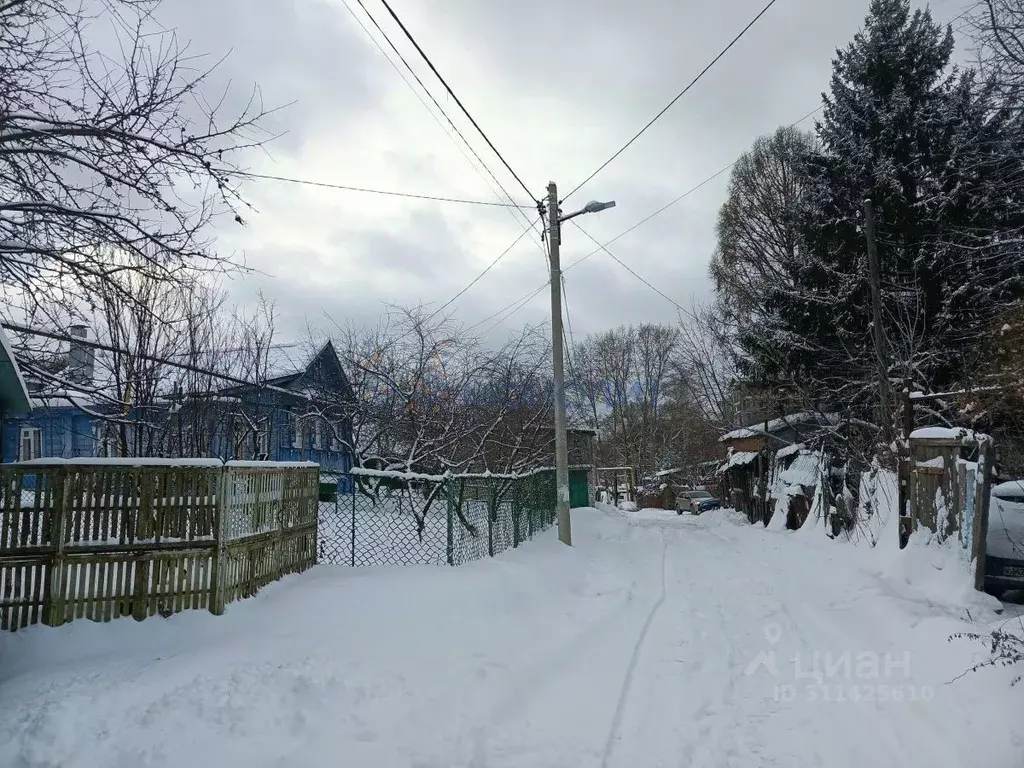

[726,451,759,469]
[719,412,839,442]
[779,452,820,488]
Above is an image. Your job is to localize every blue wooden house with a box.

[1,331,355,492]
[0,326,32,454]
[195,341,356,491]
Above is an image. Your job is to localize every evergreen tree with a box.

[742,0,1024,413]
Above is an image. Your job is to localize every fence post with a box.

[974,437,993,592]
[487,481,495,558]
[446,479,455,566]
[42,467,70,627]
[350,476,356,567]
[512,481,522,548]
[209,466,229,615]
[273,470,285,581]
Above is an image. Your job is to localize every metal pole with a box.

[548,181,572,546]
[864,198,892,453]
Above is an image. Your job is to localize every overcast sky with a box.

[158,0,972,347]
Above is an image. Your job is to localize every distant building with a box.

[1,330,355,490]
[717,411,837,524]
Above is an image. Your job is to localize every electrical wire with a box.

[468,104,824,332]
[564,0,784,201]
[373,0,536,201]
[240,171,534,208]
[426,215,543,325]
[341,0,549,272]
[564,105,822,273]
[569,220,689,314]
[466,281,549,336]
[344,0,532,215]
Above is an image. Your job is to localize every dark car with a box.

[696,497,722,514]
[984,480,1024,598]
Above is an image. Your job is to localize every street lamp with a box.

[546,181,616,546]
[559,199,617,223]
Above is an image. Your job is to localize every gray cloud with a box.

[150,0,971,347]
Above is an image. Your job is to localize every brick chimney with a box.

[67,324,95,386]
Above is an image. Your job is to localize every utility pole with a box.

[864,199,892,456]
[541,186,615,544]
[547,181,572,545]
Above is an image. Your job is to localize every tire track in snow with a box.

[599,539,669,768]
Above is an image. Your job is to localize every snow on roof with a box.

[774,442,804,459]
[778,452,819,488]
[909,426,976,442]
[29,388,106,410]
[725,451,759,469]
[993,481,1024,501]
[718,412,837,443]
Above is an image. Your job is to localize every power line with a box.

[341,0,548,268]
[569,220,689,314]
[343,0,531,215]
[565,0,784,201]
[342,0,548,331]
[564,105,822,273]
[373,0,536,201]
[241,171,533,208]
[427,215,543,324]
[2,322,293,394]
[465,281,549,336]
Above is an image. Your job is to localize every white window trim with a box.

[19,426,41,461]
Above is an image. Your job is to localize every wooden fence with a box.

[0,460,319,631]
[908,429,993,587]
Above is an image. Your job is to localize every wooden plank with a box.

[103,559,115,622]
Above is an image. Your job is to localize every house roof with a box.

[778,452,820,488]
[718,412,838,443]
[720,451,759,472]
[0,326,31,414]
[654,467,682,477]
[217,340,353,400]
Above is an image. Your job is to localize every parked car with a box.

[696,497,722,514]
[677,489,720,515]
[984,480,1024,598]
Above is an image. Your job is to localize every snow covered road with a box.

[1,506,1020,767]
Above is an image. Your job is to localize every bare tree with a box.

[0,0,270,324]
[969,0,1024,105]
[675,304,738,425]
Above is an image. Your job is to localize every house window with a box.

[290,413,303,449]
[19,426,41,461]
[312,420,323,451]
[257,426,270,460]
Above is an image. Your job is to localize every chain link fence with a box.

[317,469,556,566]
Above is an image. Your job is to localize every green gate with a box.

[569,469,590,508]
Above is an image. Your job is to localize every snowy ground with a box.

[1,506,1021,767]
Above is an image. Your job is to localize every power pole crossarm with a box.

[548,181,572,546]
